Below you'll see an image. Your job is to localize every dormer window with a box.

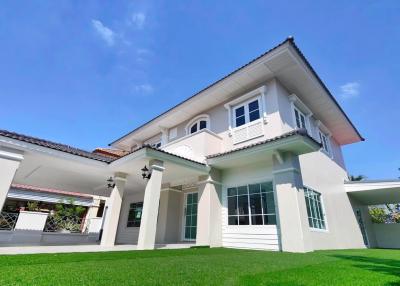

[185,114,210,135]
[234,99,260,127]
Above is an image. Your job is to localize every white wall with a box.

[372,224,400,249]
[220,161,280,251]
[115,192,144,244]
[299,152,366,250]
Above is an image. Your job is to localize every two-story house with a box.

[1,37,398,252]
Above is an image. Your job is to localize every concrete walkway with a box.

[0,243,194,255]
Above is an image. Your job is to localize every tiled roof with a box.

[206,129,321,159]
[11,183,93,198]
[0,129,206,166]
[92,147,130,158]
[0,129,114,163]
[111,36,363,146]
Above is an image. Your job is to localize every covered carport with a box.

[345,180,400,249]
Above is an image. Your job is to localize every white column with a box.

[273,152,313,253]
[137,160,164,250]
[0,148,24,211]
[196,169,222,247]
[100,173,127,247]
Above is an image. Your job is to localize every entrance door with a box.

[356,209,369,246]
[183,192,198,241]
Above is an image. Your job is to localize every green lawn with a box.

[0,248,399,285]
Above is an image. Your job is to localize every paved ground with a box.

[0,243,194,255]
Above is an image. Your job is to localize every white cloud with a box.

[134,84,154,94]
[91,19,115,46]
[340,82,360,99]
[130,12,146,29]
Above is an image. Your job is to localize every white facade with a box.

[0,37,396,252]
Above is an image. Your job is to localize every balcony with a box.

[162,129,223,163]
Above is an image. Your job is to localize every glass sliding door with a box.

[183,192,198,241]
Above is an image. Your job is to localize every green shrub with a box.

[369,207,387,223]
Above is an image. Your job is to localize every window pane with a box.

[186,204,192,215]
[237,195,249,215]
[262,192,275,214]
[237,186,248,195]
[227,187,237,196]
[249,194,262,215]
[249,110,260,122]
[192,215,197,226]
[192,203,197,215]
[248,100,259,112]
[228,197,237,215]
[235,106,245,117]
[261,182,273,193]
[248,184,260,194]
[295,109,301,128]
[300,114,306,129]
[238,215,249,225]
[190,124,197,134]
[185,215,191,226]
[190,227,197,239]
[199,120,207,130]
[251,215,263,225]
[236,116,245,127]
[185,227,191,239]
[228,216,238,225]
[264,215,276,225]
[192,193,198,202]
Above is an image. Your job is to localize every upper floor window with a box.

[234,99,261,128]
[185,114,210,135]
[190,119,207,134]
[294,107,307,130]
[319,130,331,155]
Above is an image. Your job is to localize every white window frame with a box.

[319,130,331,156]
[289,94,312,135]
[303,186,328,232]
[185,114,210,135]
[232,97,262,128]
[224,85,268,134]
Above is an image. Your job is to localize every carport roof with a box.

[345,180,400,205]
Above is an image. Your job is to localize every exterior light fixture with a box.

[107,177,116,189]
[141,165,151,180]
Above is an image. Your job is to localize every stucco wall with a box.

[220,161,280,251]
[115,192,144,244]
[372,224,400,249]
[299,152,365,250]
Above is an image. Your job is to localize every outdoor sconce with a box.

[107,177,116,189]
[141,165,151,180]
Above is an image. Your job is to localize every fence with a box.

[0,212,19,231]
[43,215,88,233]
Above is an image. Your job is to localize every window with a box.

[127,202,143,227]
[319,131,331,155]
[304,187,326,230]
[227,182,276,225]
[234,99,261,127]
[186,114,210,135]
[189,120,207,134]
[294,107,307,130]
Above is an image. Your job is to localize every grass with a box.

[0,248,399,285]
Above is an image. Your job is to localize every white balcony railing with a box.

[232,119,264,144]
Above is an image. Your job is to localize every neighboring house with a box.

[0,37,399,251]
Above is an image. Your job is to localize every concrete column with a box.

[196,169,222,247]
[273,152,313,253]
[137,160,164,250]
[100,173,127,247]
[0,148,24,211]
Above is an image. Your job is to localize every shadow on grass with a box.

[331,254,400,285]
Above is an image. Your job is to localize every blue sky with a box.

[0,1,399,179]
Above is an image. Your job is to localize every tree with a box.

[349,175,366,181]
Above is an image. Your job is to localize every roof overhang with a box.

[345,180,400,205]
[111,37,363,149]
[206,131,321,169]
